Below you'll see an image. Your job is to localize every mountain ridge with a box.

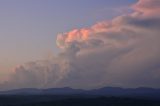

[0,87,160,100]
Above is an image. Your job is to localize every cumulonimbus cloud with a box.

[0,0,160,90]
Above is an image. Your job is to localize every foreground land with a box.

[0,95,160,106]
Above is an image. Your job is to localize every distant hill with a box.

[0,87,84,95]
[0,87,160,100]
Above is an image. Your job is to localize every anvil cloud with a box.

[1,0,160,90]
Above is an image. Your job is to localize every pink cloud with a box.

[132,0,160,18]
[1,0,160,90]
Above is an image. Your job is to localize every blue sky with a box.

[0,0,137,80]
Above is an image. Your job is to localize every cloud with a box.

[1,0,160,90]
[0,57,71,90]
[132,0,160,18]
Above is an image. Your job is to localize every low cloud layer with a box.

[1,0,160,90]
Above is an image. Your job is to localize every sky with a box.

[1,0,160,90]
[0,0,136,80]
